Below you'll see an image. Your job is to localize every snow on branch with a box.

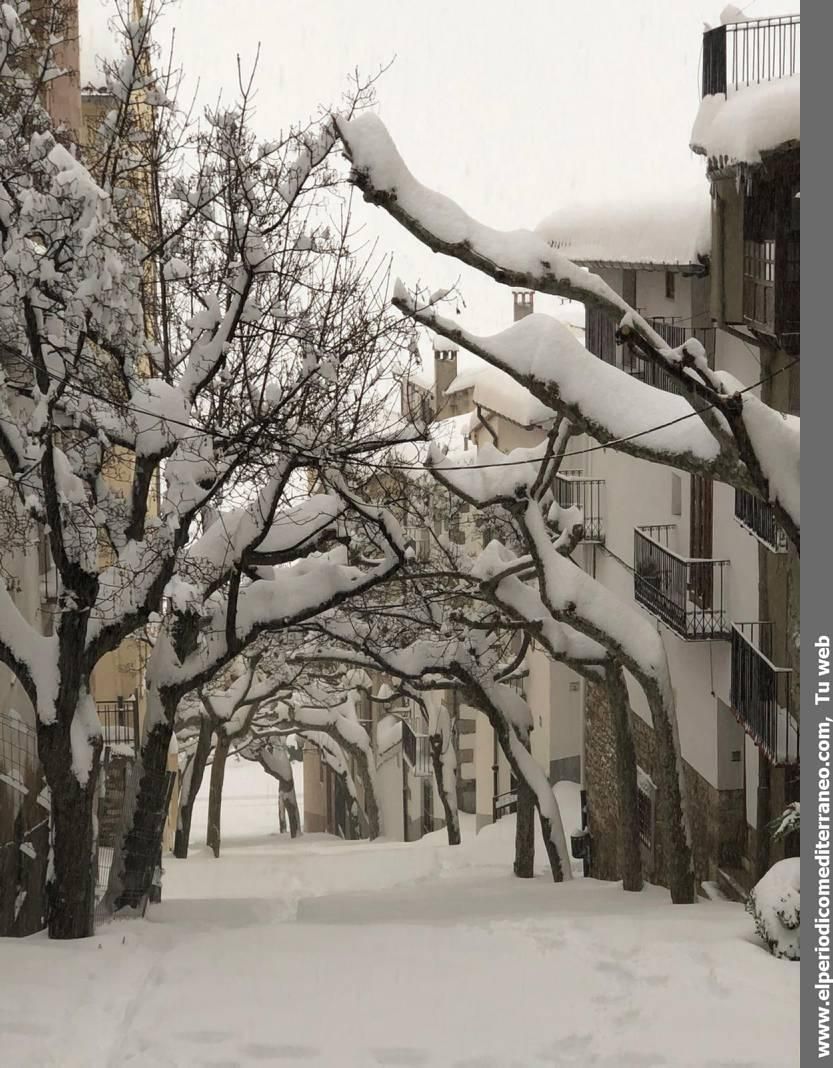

[336,113,799,549]
[335,113,627,314]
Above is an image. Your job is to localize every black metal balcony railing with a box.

[734,488,788,553]
[648,318,716,363]
[702,15,800,98]
[555,471,605,543]
[631,320,717,398]
[401,719,432,777]
[730,622,797,764]
[587,308,717,399]
[634,526,730,640]
[493,789,518,823]
[97,698,140,751]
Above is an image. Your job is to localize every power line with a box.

[345,357,799,474]
[1,338,798,477]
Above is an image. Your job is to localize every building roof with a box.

[535,196,711,271]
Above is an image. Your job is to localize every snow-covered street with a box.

[1,759,798,1067]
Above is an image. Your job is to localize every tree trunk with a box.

[430,732,461,846]
[282,786,300,838]
[344,742,379,839]
[278,794,288,833]
[206,735,229,858]
[37,713,101,940]
[514,778,535,878]
[643,681,695,904]
[606,663,643,892]
[109,719,175,913]
[174,717,212,859]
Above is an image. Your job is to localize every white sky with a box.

[79,0,798,346]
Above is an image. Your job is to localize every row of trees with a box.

[0,0,798,938]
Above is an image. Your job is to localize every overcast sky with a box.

[80,0,797,348]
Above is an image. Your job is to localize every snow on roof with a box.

[431,330,459,353]
[405,363,434,392]
[387,411,474,479]
[690,75,800,166]
[536,197,710,270]
[472,365,556,428]
[432,412,473,452]
[445,360,555,428]
[445,366,483,395]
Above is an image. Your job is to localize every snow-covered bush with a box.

[771,801,800,841]
[746,858,800,961]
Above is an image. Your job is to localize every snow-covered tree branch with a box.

[335,112,799,552]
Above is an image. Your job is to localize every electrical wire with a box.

[0,336,798,476]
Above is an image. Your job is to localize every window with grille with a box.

[636,767,656,852]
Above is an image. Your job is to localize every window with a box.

[665,271,675,300]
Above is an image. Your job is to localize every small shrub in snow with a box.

[746,858,800,961]
[770,801,800,841]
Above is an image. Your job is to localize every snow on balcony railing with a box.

[633,525,730,641]
[702,15,800,98]
[555,471,605,543]
[730,622,797,764]
[734,488,788,553]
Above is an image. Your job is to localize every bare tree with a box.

[0,2,413,935]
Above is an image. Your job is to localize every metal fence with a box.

[97,698,140,750]
[96,766,177,919]
[0,712,49,936]
[702,15,800,97]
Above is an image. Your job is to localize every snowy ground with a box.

[1,758,798,1067]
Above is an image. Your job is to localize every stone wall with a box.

[584,681,746,890]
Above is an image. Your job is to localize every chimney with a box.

[41,0,82,135]
[513,290,534,321]
[432,333,459,416]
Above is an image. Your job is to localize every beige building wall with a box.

[302,749,327,834]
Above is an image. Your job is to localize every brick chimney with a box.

[513,290,534,321]
[432,333,459,417]
[38,0,82,135]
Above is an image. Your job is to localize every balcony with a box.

[702,15,800,98]
[635,319,717,397]
[634,526,729,640]
[730,622,797,764]
[734,488,788,553]
[586,307,716,398]
[555,471,605,543]
[401,719,432,777]
[97,698,140,752]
